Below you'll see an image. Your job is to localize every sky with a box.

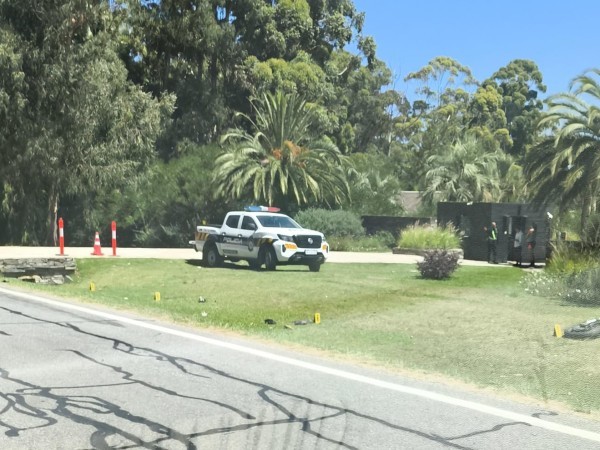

[351,0,598,99]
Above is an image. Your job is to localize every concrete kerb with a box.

[0,246,511,267]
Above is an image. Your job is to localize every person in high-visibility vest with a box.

[484,221,498,264]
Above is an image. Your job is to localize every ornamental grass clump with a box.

[417,249,460,280]
[398,224,460,250]
[539,242,600,305]
[545,242,599,275]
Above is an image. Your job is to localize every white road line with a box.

[2,286,600,443]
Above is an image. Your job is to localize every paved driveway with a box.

[0,246,505,267]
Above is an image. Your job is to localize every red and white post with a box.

[111,221,117,256]
[58,217,65,256]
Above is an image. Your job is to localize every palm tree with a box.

[215,91,350,211]
[423,135,505,203]
[497,157,528,203]
[527,69,600,230]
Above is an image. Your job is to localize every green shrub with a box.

[417,250,460,279]
[369,231,396,248]
[104,142,232,248]
[563,268,600,306]
[328,231,395,252]
[294,208,365,238]
[398,224,460,250]
[527,241,600,305]
[294,209,397,252]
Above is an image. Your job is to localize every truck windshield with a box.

[257,215,301,229]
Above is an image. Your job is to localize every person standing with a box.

[484,221,498,264]
[513,227,523,267]
[526,225,537,267]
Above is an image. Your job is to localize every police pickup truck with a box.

[190,206,329,272]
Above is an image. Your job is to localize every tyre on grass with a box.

[259,246,277,271]
[564,318,600,340]
[248,259,261,271]
[202,243,223,268]
[308,262,321,272]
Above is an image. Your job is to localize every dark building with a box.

[437,202,551,264]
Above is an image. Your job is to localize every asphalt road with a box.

[1,287,598,449]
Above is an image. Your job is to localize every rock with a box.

[50,275,65,285]
[16,274,66,285]
[18,275,42,283]
[1,258,76,282]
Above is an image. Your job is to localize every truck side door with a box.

[237,215,260,259]
[220,214,242,257]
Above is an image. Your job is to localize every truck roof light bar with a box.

[244,206,281,212]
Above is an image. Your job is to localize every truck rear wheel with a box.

[203,243,223,268]
[260,246,277,271]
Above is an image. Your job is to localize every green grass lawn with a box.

[5,258,600,418]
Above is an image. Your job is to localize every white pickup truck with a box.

[190,207,329,272]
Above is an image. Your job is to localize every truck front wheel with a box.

[259,246,277,271]
[308,262,321,272]
[203,243,223,268]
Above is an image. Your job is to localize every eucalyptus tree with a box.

[231,0,363,63]
[422,136,506,204]
[215,91,350,212]
[118,0,235,155]
[0,26,27,240]
[342,57,402,154]
[527,70,600,230]
[0,0,174,244]
[467,83,511,151]
[485,60,546,159]
[118,0,369,157]
[236,11,398,155]
[404,56,477,113]
[398,57,478,189]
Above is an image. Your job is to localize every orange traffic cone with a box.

[91,231,104,256]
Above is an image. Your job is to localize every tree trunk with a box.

[580,189,592,232]
[47,187,59,246]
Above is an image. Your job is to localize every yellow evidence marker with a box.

[554,324,563,338]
